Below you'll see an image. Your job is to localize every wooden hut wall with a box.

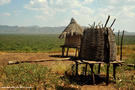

[80,28,117,62]
[64,35,81,47]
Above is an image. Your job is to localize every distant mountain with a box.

[0,25,65,34]
[114,31,135,36]
[0,25,135,35]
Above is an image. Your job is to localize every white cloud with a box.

[122,6,135,17]
[72,10,79,15]
[1,12,11,16]
[109,0,118,4]
[128,0,135,2]
[83,0,94,4]
[25,0,83,12]
[0,0,11,5]
[23,0,135,31]
[71,6,94,19]
[80,6,94,15]
[25,0,94,18]
[30,0,34,5]
[35,15,46,20]
[38,0,46,3]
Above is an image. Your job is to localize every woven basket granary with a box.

[79,27,117,62]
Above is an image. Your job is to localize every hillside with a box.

[114,31,135,36]
[0,25,135,35]
[0,25,65,34]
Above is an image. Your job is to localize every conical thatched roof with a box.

[59,18,83,39]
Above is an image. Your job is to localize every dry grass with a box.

[0,45,134,90]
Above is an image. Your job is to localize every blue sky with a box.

[0,0,135,32]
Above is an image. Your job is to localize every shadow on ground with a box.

[50,55,115,85]
[56,86,78,90]
[64,74,109,85]
[49,55,74,58]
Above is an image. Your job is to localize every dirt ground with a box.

[0,52,117,90]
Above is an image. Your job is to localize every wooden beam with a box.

[120,30,124,61]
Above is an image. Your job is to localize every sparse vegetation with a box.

[114,65,135,89]
[0,34,134,89]
[0,63,62,89]
[116,35,135,45]
[0,63,80,90]
[0,34,64,52]
[0,34,135,52]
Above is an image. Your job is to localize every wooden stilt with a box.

[89,64,95,84]
[73,60,124,85]
[106,63,110,85]
[77,48,80,57]
[75,48,78,57]
[85,64,88,76]
[113,64,117,80]
[98,63,101,74]
[75,62,78,76]
[62,47,65,57]
[66,48,69,56]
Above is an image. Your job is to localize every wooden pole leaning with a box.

[120,30,124,61]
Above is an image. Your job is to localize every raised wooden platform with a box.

[73,59,124,85]
[75,60,124,64]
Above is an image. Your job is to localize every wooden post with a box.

[104,15,110,27]
[66,47,69,56]
[113,64,117,80]
[117,30,120,56]
[106,63,110,85]
[105,29,110,63]
[89,64,95,84]
[98,63,101,74]
[62,47,65,57]
[75,48,78,57]
[120,30,124,61]
[75,61,78,76]
[110,18,116,28]
[85,64,88,76]
[78,48,80,58]
[93,22,95,27]
[105,28,110,85]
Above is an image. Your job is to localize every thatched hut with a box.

[59,18,83,47]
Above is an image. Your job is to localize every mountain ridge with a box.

[0,25,65,34]
[0,25,135,35]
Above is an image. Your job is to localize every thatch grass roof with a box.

[59,18,83,39]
